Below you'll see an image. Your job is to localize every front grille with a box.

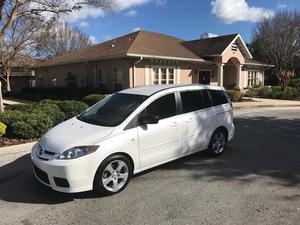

[44,150,56,155]
[33,164,50,184]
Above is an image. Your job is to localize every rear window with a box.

[180,91,206,113]
[209,90,228,106]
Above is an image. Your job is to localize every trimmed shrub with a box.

[0,122,6,137]
[33,103,65,125]
[9,112,53,139]
[226,90,241,102]
[9,87,109,101]
[57,100,88,120]
[0,111,53,139]
[289,78,300,89]
[246,86,300,100]
[5,104,34,112]
[82,94,105,106]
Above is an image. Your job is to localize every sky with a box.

[65,0,300,44]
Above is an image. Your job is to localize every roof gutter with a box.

[126,53,206,63]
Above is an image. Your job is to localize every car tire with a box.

[93,154,133,195]
[206,129,227,156]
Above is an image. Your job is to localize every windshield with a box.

[77,93,148,127]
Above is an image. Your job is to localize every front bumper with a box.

[31,143,98,193]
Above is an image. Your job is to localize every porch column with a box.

[217,63,224,87]
[236,64,242,89]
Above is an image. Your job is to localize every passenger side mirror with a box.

[139,115,159,126]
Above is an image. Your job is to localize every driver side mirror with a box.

[139,115,159,126]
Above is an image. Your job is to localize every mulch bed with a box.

[0,137,36,148]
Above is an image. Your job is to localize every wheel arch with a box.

[214,126,228,141]
[105,152,135,173]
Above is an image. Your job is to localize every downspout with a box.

[133,57,143,87]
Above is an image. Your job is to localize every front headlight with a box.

[57,146,99,160]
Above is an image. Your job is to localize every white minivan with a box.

[31,84,234,195]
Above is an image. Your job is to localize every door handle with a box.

[185,118,193,123]
[170,122,177,127]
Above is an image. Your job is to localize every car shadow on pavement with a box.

[0,115,299,204]
[158,116,300,187]
[0,154,101,204]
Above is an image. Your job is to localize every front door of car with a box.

[137,93,182,168]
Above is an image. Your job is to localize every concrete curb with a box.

[0,142,36,156]
[233,104,300,110]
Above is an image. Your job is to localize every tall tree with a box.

[0,0,115,41]
[251,10,300,91]
[0,0,114,112]
[36,21,92,59]
[0,16,48,93]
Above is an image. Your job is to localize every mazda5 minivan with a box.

[31,84,234,195]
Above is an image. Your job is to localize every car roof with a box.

[119,84,224,96]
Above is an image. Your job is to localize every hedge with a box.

[245,86,300,100]
[0,111,53,139]
[226,90,241,102]
[82,94,105,106]
[9,87,109,101]
[0,122,6,137]
[57,100,88,119]
[0,100,88,139]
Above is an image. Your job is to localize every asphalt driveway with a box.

[0,107,300,225]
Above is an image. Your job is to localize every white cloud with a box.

[277,2,288,9]
[125,9,137,17]
[79,21,90,27]
[63,0,161,22]
[201,32,218,39]
[132,27,141,32]
[115,0,151,10]
[65,7,105,22]
[155,0,167,7]
[89,35,98,44]
[211,0,274,24]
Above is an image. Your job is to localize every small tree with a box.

[251,10,300,91]
[36,21,92,59]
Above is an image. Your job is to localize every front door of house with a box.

[199,71,211,85]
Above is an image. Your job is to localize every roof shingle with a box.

[182,34,238,57]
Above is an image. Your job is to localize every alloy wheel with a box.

[102,160,129,192]
[212,132,226,154]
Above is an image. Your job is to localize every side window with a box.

[200,89,212,108]
[209,90,228,106]
[180,91,205,113]
[143,94,177,120]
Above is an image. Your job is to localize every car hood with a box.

[39,117,114,154]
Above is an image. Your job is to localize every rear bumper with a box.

[228,123,235,141]
[31,143,98,193]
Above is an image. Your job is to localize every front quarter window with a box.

[77,93,147,127]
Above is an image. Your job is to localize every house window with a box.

[151,67,176,85]
[153,68,159,84]
[114,68,123,91]
[168,68,174,84]
[161,68,167,84]
[96,69,106,88]
[247,70,257,87]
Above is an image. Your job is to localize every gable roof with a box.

[35,31,204,68]
[127,31,202,60]
[182,34,238,57]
